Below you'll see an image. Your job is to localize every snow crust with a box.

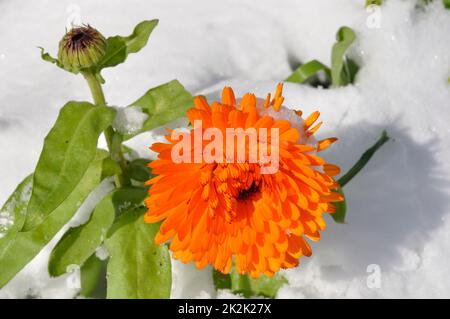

[0,0,450,298]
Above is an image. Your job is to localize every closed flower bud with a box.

[58,25,106,72]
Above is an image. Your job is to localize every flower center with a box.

[69,30,92,49]
[71,31,87,43]
[63,26,101,52]
[237,181,260,201]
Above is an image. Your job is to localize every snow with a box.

[95,245,109,261]
[0,176,31,238]
[1,0,450,298]
[112,105,148,135]
[0,213,13,238]
[256,100,308,144]
[171,261,215,299]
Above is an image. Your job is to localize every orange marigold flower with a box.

[144,84,343,278]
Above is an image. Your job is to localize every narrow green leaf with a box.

[0,151,107,288]
[97,20,158,71]
[331,26,357,87]
[0,175,32,237]
[80,254,104,298]
[343,58,359,85]
[124,80,193,140]
[48,192,116,277]
[23,102,116,231]
[338,131,390,188]
[285,60,331,84]
[331,187,347,224]
[105,209,171,299]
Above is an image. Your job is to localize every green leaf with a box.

[123,20,159,54]
[48,191,116,277]
[22,102,116,231]
[212,269,232,290]
[105,208,171,299]
[229,271,252,298]
[39,47,63,69]
[97,37,127,70]
[331,187,347,224]
[244,274,288,299]
[97,20,158,71]
[213,267,287,298]
[48,186,148,277]
[338,130,390,188]
[331,26,357,87]
[80,254,104,297]
[342,58,359,85]
[0,151,108,288]
[331,131,390,224]
[286,26,357,88]
[124,80,193,140]
[444,0,450,9]
[111,187,148,217]
[285,60,331,84]
[128,159,153,182]
[0,175,33,237]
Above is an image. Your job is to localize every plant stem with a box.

[338,130,390,188]
[82,71,106,105]
[82,71,129,187]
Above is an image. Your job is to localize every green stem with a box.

[338,130,390,188]
[231,272,252,298]
[82,72,106,105]
[82,71,129,187]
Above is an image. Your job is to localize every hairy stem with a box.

[82,71,129,187]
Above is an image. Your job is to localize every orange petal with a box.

[323,163,341,176]
[194,96,210,112]
[317,137,338,152]
[273,83,283,101]
[304,111,320,130]
[240,93,256,111]
[264,93,271,109]
[273,96,284,112]
[306,121,322,137]
[221,87,236,106]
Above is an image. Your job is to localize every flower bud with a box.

[58,25,107,72]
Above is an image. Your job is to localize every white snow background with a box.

[0,0,450,298]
